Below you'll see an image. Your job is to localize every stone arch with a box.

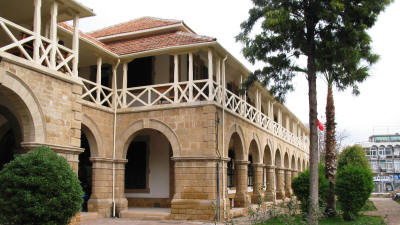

[264,144,273,166]
[275,148,282,168]
[297,157,301,171]
[0,105,23,148]
[248,137,261,164]
[225,124,246,160]
[0,70,46,143]
[291,154,296,170]
[118,119,181,159]
[81,114,103,157]
[284,152,289,169]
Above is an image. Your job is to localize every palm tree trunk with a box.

[324,84,337,216]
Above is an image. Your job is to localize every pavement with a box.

[363,197,400,225]
[81,218,216,225]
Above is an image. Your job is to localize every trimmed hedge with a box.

[336,164,374,220]
[292,163,329,214]
[0,146,83,225]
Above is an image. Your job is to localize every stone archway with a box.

[263,144,274,201]
[275,149,285,199]
[248,139,262,202]
[0,70,46,144]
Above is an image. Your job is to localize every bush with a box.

[336,165,374,220]
[338,145,370,171]
[292,163,329,214]
[0,146,83,225]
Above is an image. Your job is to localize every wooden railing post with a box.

[72,15,79,77]
[122,62,128,107]
[188,53,193,102]
[96,57,102,104]
[49,1,58,69]
[208,49,213,101]
[33,0,41,63]
[174,54,179,103]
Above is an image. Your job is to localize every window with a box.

[125,141,148,191]
[227,150,235,188]
[386,146,393,156]
[379,146,385,156]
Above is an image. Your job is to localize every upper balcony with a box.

[0,0,94,79]
[76,43,309,151]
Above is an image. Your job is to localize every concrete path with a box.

[81,218,215,225]
[364,198,400,225]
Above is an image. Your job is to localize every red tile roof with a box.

[58,22,114,53]
[105,31,216,55]
[89,17,182,38]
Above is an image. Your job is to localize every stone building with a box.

[0,0,309,221]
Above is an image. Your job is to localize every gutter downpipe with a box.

[221,55,228,219]
[112,59,120,217]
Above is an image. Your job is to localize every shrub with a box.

[336,164,374,220]
[338,145,370,171]
[292,163,329,214]
[0,146,83,225]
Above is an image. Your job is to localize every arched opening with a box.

[291,155,296,171]
[263,145,272,188]
[227,132,244,208]
[248,140,260,191]
[302,160,305,171]
[0,107,22,170]
[79,126,93,212]
[283,153,290,196]
[124,128,174,208]
[297,158,301,172]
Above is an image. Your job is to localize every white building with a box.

[359,134,400,192]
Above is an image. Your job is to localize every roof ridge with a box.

[175,31,216,41]
[88,16,182,36]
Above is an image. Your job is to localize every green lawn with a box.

[261,214,385,225]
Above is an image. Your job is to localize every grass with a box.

[261,214,385,225]
[360,199,378,211]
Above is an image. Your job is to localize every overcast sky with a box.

[77,0,400,146]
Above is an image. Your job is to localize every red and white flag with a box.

[317,119,324,131]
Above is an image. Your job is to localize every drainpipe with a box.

[112,59,120,217]
[221,55,227,219]
[215,112,221,222]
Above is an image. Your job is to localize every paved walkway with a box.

[364,198,400,225]
[81,218,215,225]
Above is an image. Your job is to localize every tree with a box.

[0,146,83,225]
[321,28,379,216]
[338,145,371,171]
[237,0,391,223]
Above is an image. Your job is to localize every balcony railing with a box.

[0,16,75,76]
[80,77,308,151]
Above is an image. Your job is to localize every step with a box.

[119,208,171,220]
[79,212,100,223]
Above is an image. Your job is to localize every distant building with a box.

[359,134,400,192]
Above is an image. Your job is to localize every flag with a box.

[317,119,324,131]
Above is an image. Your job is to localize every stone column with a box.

[88,158,112,217]
[265,165,275,201]
[114,159,128,215]
[234,160,250,208]
[285,169,292,197]
[170,157,222,221]
[252,163,264,203]
[291,169,298,179]
[275,167,286,199]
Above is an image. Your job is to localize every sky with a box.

[76,0,400,147]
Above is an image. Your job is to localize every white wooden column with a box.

[215,57,221,103]
[112,61,119,108]
[256,89,260,110]
[72,15,79,77]
[49,1,58,69]
[174,55,179,103]
[208,49,213,101]
[222,57,227,107]
[278,108,282,125]
[188,53,193,102]
[122,62,128,107]
[286,117,290,131]
[96,57,102,104]
[33,0,41,63]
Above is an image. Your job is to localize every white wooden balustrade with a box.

[80,77,308,151]
[0,16,75,77]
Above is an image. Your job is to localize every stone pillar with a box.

[285,169,292,197]
[275,167,285,199]
[252,163,264,203]
[265,165,275,201]
[170,157,221,221]
[88,158,112,217]
[291,169,298,179]
[234,160,250,208]
[114,159,128,215]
